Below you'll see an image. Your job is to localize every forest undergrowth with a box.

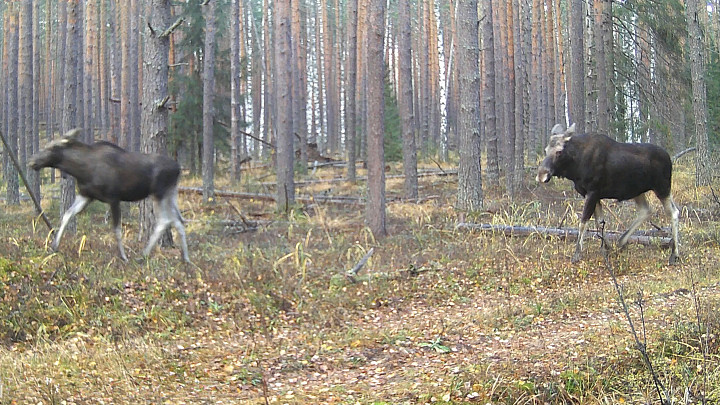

[0,158,718,404]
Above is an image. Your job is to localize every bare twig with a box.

[0,129,53,230]
[601,226,669,405]
[688,265,710,404]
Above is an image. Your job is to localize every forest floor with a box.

[0,158,719,404]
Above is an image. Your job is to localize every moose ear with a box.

[61,128,82,143]
[550,124,564,135]
[566,123,576,135]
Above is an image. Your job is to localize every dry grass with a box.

[0,159,718,404]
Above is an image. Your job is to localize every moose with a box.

[536,123,680,265]
[29,129,190,263]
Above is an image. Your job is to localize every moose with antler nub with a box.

[29,129,190,263]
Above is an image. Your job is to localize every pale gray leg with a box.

[52,195,92,251]
[109,201,128,261]
[618,193,651,248]
[661,195,680,265]
[143,189,190,262]
[573,194,600,263]
[170,192,190,262]
[142,197,171,259]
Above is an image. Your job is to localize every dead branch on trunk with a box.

[672,147,696,162]
[456,223,672,247]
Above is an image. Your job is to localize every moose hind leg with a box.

[142,197,172,259]
[170,191,190,262]
[110,202,128,261]
[52,195,92,251]
[618,194,651,248]
[661,195,680,264]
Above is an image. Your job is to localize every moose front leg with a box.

[573,194,600,263]
[52,195,92,251]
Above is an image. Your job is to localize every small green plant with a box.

[419,337,451,354]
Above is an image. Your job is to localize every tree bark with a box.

[231,0,242,183]
[569,0,585,131]
[685,0,711,186]
[292,0,308,174]
[274,0,295,212]
[456,0,483,211]
[120,0,131,148]
[202,0,216,202]
[345,0,359,182]
[397,0,417,199]
[365,0,387,237]
[4,4,20,205]
[62,0,80,232]
[483,0,499,189]
[594,0,610,134]
[140,0,174,243]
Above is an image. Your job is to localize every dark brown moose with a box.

[29,129,190,262]
[536,123,680,265]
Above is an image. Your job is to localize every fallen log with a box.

[456,223,672,247]
[178,187,366,205]
[260,169,458,187]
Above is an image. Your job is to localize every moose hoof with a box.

[668,253,679,266]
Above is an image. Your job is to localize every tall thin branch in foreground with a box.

[688,264,710,404]
[601,224,669,404]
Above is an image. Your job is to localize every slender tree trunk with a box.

[554,0,567,126]
[686,0,711,186]
[109,0,121,144]
[502,1,517,195]
[45,0,55,153]
[292,0,308,174]
[62,0,80,232]
[19,0,31,170]
[483,0,499,189]
[130,0,140,150]
[366,0,386,237]
[346,0,359,181]
[594,0,610,134]
[120,0,131,148]
[4,5,20,205]
[569,0,585,131]
[231,0,242,183]
[456,0,483,211]
[99,0,108,139]
[321,0,338,154]
[262,0,273,157]
[251,1,263,156]
[397,0,417,198]
[140,0,174,242]
[202,0,216,202]
[84,0,96,141]
[30,0,40,199]
[274,0,295,212]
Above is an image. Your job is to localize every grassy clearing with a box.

[0,160,718,403]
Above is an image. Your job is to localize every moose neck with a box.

[56,143,93,183]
